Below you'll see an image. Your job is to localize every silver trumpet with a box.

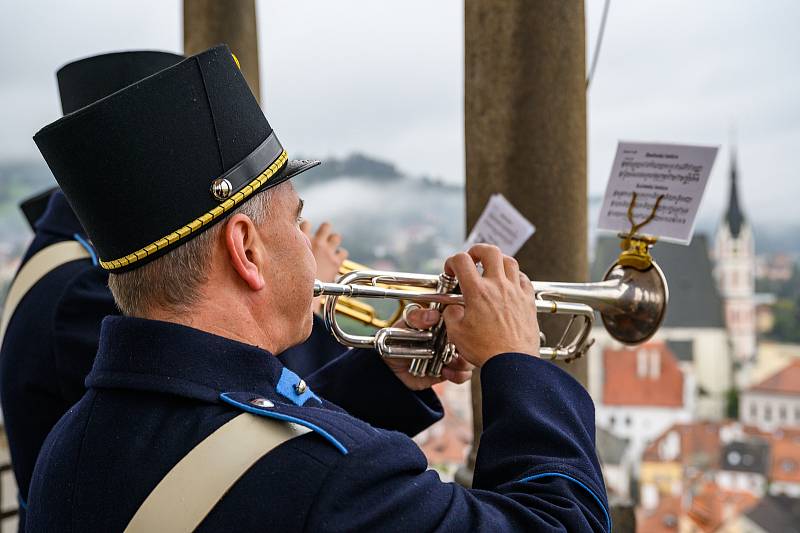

[314,245,669,378]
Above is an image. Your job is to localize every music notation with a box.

[598,141,718,244]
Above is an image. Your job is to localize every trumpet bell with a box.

[600,261,668,345]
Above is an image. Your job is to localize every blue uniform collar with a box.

[87,316,290,403]
[35,190,85,239]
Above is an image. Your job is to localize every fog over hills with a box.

[0,154,795,270]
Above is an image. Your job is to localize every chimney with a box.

[650,348,661,379]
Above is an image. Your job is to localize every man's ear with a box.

[224,213,266,291]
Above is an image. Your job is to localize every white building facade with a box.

[740,390,800,431]
[713,151,757,388]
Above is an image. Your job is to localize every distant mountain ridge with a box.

[0,154,796,257]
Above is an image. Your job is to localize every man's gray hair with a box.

[108,191,272,317]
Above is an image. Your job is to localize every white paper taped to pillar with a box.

[464,193,535,256]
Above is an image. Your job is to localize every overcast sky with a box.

[0,1,797,226]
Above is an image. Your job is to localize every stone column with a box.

[456,0,588,487]
[183,0,261,101]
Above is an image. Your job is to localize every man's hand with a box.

[382,307,474,391]
[443,244,541,367]
[302,220,348,314]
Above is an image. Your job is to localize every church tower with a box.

[714,149,756,388]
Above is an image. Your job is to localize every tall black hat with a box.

[19,187,58,230]
[34,44,319,272]
[20,51,185,231]
[57,50,184,114]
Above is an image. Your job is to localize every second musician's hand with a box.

[302,220,349,315]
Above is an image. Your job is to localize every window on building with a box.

[609,416,616,428]
[780,406,787,422]
[626,416,632,428]
[637,350,647,378]
[765,405,773,422]
[750,403,757,420]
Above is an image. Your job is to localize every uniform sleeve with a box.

[305,353,610,532]
[305,347,443,437]
[52,267,118,405]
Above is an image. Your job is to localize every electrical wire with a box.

[586,0,611,90]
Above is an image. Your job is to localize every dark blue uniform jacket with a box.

[0,192,353,525]
[26,316,609,532]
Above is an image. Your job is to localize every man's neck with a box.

[146,298,279,354]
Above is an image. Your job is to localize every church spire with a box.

[725,148,745,238]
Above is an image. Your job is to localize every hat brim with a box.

[264,158,321,191]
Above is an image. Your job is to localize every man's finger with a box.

[519,272,534,296]
[327,233,342,246]
[336,248,349,260]
[466,244,504,278]
[315,222,332,241]
[444,253,481,297]
[442,304,465,326]
[300,220,312,236]
[404,307,441,329]
[503,256,520,282]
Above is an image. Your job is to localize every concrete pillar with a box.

[183,0,261,101]
[456,0,588,486]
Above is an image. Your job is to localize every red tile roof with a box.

[603,342,684,407]
[770,433,800,484]
[636,495,681,532]
[685,482,759,533]
[642,421,721,468]
[748,360,800,396]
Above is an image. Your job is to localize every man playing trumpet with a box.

[27,45,608,531]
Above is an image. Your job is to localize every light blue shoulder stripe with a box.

[519,472,611,532]
[219,393,348,455]
[73,233,99,266]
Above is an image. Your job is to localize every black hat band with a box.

[210,131,284,202]
[99,136,287,271]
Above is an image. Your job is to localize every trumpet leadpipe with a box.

[314,280,464,307]
[313,280,595,317]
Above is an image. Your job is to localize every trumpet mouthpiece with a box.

[313,280,324,297]
[314,280,354,298]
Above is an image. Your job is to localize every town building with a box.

[715,439,770,497]
[752,342,800,385]
[683,481,758,533]
[727,494,800,533]
[768,430,800,497]
[416,381,472,482]
[640,421,722,502]
[713,150,757,388]
[596,427,633,502]
[740,360,800,431]
[595,341,694,465]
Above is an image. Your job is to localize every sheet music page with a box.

[464,193,536,255]
[597,141,719,244]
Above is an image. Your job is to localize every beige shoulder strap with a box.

[0,240,91,345]
[125,413,310,533]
